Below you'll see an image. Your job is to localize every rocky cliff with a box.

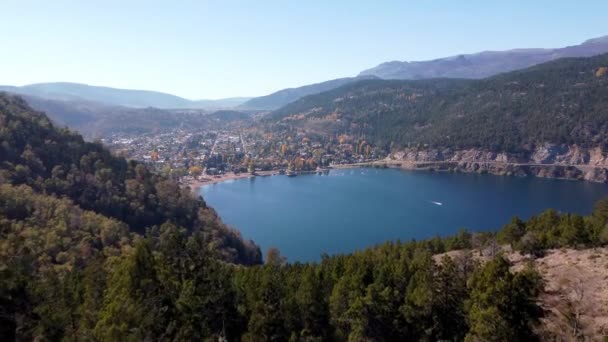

[389,144,608,183]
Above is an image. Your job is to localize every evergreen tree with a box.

[246,265,289,341]
[95,240,170,341]
[432,255,468,341]
[497,217,526,246]
[401,251,434,339]
[466,256,543,341]
[295,267,329,340]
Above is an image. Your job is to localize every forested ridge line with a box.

[266,54,608,155]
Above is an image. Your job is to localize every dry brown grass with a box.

[434,247,608,340]
[533,248,608,340]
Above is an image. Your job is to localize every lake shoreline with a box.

[377,159,608,183]
[186,168,339,193]
[186,158,608,194]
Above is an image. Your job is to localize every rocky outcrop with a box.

[390,144,608,183]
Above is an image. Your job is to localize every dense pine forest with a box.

[267,54,608,154]
[1,91,608,340]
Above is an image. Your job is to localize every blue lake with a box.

[200,168,608,262]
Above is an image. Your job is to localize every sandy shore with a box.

[186,170,282,193]
[184,161,384,194]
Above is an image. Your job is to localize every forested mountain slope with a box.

[268,53,608,154]
[239,76,378,110]
[0,93,261,264]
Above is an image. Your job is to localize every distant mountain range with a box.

[3,35,608,116]
[0,82,251,109]
[241,35,608,110]
[238,75,378,110]
[359,35,608,79]
[17,94,253,138]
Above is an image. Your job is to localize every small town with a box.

[102,127,382,188]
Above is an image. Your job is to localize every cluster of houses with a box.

[104,127,382,182]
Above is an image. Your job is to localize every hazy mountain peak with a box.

[359,35,608,79]
[0,82,251,109]
[582,35,608,45]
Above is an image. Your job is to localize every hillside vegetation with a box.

[239,76,378,110]
[268,53,608,154]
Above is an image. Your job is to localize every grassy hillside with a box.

[268,54,608,153]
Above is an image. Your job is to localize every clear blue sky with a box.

[1,0,607,99]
